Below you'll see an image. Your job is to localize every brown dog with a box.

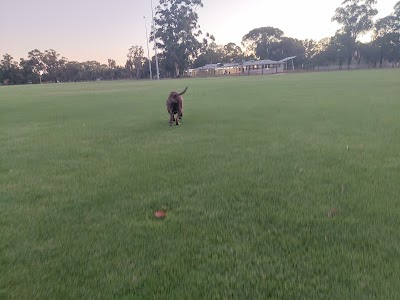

[166,87,187,126]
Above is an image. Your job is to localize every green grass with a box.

[1,69,400,299]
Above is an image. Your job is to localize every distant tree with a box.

[242,26,284,56]
[280,38,306,66]
[331,0,378,68]
[255,37,305,61]
[26,49,46,83]
[125,59,134,79]
[204,42,224,62]
[394,1,400,17]
[374,31,400,66]
[190,55,205,69]
[192,44,224,67]
[19,58,34,83]
[1,54,18,70]
[1,50,135,84]
[150,54,167,78]
[358,42,380,67]
[42,49,66,82]
[334,33,354,68]
[115,65,129,80]
[108,59,116,69]
[312,37,339,67]
[81,61,102,81]
[62,61,81,82]
[106,59,117,79]
[313,33,363,69]
[375,15,400,36]
[302,39,318,69]
[192,33,225,67]
[200,32,216,51]
[152,0,203,77]
[373,2,400,66]
[127,46,145,79]
[1,54,22,84]
[242,27,304,62]
[223,42,244,63]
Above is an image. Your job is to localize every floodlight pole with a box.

[143,16,153,80]
[151,0,160,80]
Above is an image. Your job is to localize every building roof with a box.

[222,63,240,68]
[194,63,222,70]
[243,59,280,66]
[279,56,296,62]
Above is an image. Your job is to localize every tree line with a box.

[1,0,399,84]
[0,47,150,85]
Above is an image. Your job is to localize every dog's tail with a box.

[179,87,188,95]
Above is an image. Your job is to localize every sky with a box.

[1,0,398,66]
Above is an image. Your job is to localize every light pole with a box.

[151,0,160,80]
[143,16,153,80]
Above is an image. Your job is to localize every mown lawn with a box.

[1,69,400,299]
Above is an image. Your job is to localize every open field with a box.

[1,70,400,299]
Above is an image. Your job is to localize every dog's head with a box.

[170,92,182,101]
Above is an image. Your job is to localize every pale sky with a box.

[1,0,398,65]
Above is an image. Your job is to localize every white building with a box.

[189,57,296,77]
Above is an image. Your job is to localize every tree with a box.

[125,59,134,79]
[358,41,380,67]
[81,61,102,81]
[63,61,82,82]
[372,2,400,66]
[127,46,145,79]
[192,33,226,67]
[42,49,66,82]
[332,33,353,68]
[1,54,22,84]
[106,59,117,80]
[375,16,400,36]
[1,54,18,70]
[192,43,224,67]
[108,59,116,69]
[153,0,203,77]
[223,42,244,63]
[242,26,284,56]
[19,58,34,83]
[255,37,305,61]
[395,1,400,17]
[302,39,318,69]
[312,37,340,67]
[26,49,46,83]
[331,0,378,68]
[150,54,165,78]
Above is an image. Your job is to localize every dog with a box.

[166,87,187,126]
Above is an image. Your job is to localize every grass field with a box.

[1,69,400,299]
